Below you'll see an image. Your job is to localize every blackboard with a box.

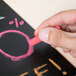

[0,0,76,76]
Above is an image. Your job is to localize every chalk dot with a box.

[62,71,67,75]
[19,21,24,25]
[9,21,14,25]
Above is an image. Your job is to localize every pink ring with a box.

[0,30,33,61]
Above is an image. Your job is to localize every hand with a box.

[34,9,76,57]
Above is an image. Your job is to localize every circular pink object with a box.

[0,30,33,61]
[19,21,24,25]
[9,21,14,25]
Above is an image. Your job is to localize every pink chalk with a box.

[54,25,61,29]
[30,36,41,46]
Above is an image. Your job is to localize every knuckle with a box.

[48,30,63,46]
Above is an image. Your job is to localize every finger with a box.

[67,24,76,32]
[34,9,76,36]
[61,24,76,32]
[39,27,76,50]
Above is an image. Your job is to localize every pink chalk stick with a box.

[54,25,61,29]
[30,36,41,46]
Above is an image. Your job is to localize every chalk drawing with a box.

[9,18,24,28]
[49,58,67,75]
[34,64,48,76]
[0,30,34,61]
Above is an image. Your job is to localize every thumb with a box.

[39,27,76,50]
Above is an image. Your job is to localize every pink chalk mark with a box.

[9,21,14,25]
[0,30,34,61]
[9,18,24,27]
[19,21,24,25]
[15,18,19,28]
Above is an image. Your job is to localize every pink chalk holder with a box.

[0,25,60,61]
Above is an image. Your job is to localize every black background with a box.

[0,0,76,76]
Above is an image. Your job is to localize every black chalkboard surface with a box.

[0,0,76,76]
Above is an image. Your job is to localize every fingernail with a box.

[39,29,50,42]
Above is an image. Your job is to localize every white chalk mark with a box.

[0,16,5,20]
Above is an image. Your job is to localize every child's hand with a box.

[34,9,76,57]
